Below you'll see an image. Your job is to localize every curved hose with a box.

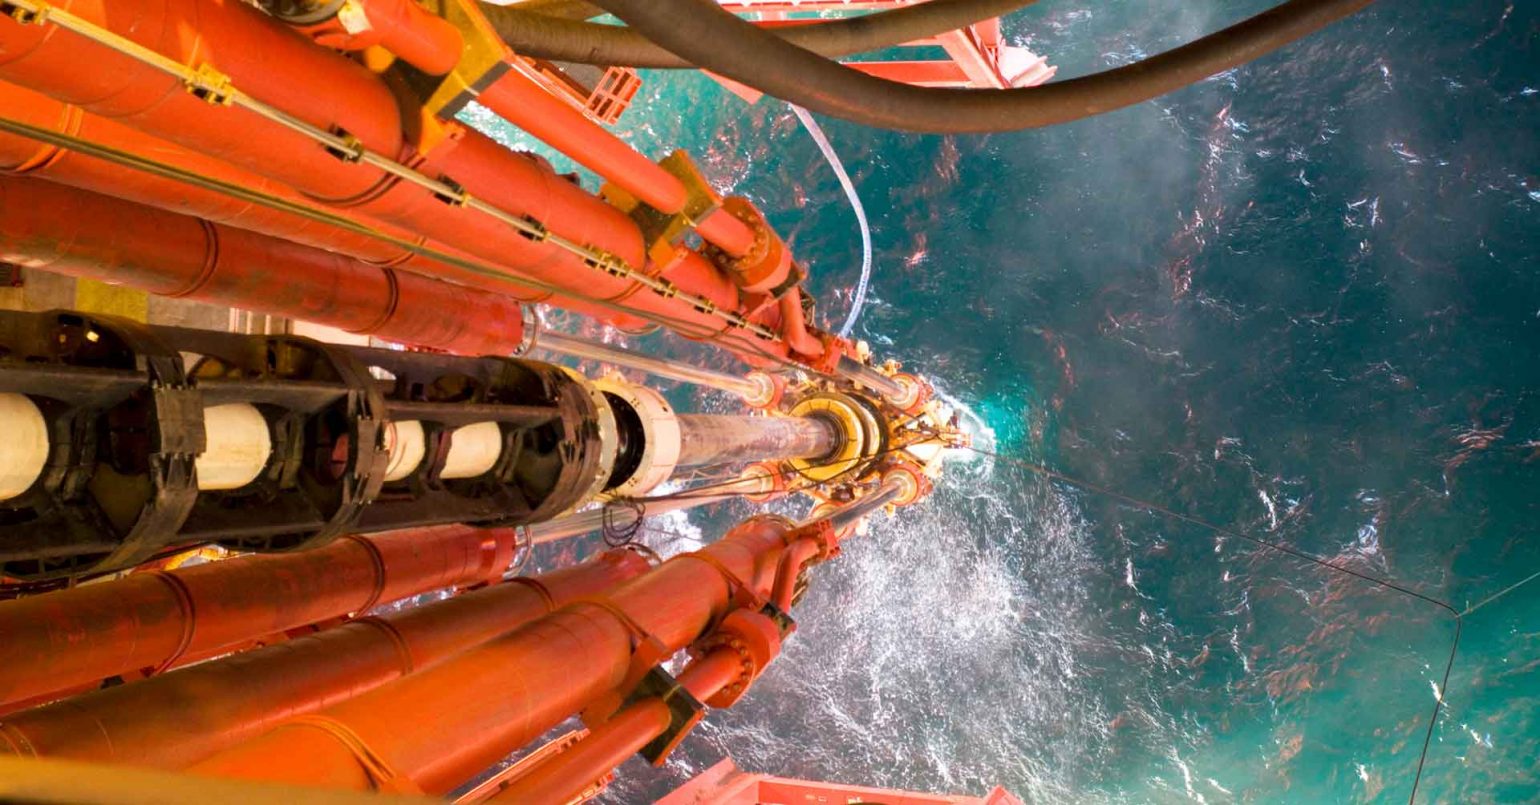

[479,0,1037,69]
[790,104,871,339]
[587,0,1377,133]
[506,0,603,21]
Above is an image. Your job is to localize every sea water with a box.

[488,1,1539,800]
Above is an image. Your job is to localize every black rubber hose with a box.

[506,0,604,21]
[586,0,1377,133]
[479,0,1037,69]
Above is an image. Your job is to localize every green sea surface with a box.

[493,1,1539,800]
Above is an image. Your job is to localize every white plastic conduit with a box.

[382,420,428,482]
[440,421,504,480]
[0,393,49,501]
[196,403,272,491]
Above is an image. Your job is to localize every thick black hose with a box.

[479,0,1036,69]
[504,0,604,21]
[588,0,1377,133]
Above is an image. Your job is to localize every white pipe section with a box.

[0,393,49,501]
[382,420,427,482]
[441,421,504,480]
[196,403,272,491]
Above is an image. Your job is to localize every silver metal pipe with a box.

[834,355,908,404]
[530,328,769,401]
[810,476,907,532]
[527,470,776,544]
[675,414,837,468]
[526,494,730,545]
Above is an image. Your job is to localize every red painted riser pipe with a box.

[0,79,414,269]
[490,699,670,804]
[0,551,652,770]
[292,0,463,76]
[0,524,517,712]
[188,517,798,794]
[477,71,759,259]
[0,80,640,334]
[476,71,687,215]
[0,1,789,356]
[0,78,523,290]
[0,175,525,355]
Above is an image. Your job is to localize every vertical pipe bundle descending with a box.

[0,0,797,358]
[0,525,519,711]
[0,175,527,355]
[0,551,652,769]
[187,517,797,793]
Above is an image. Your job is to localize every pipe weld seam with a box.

[352,616,415,676]
[170,218,222,298]
[0,722,38,757]
[145,570,199,676]
[283,714,422,794]
[570,598,654,652]
[353,266,400,335]
[341,534,390,616]
[8,104,78,175]
[503,576,556,611]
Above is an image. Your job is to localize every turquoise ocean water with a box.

[485,1,1538,801]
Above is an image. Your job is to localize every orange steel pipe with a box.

[476,71,689,214]
[189,516,798,794]
[488,699,670,804]
[778,287,828,358]
[291,0,464,76]
[0,175,526,355]
[491,647,745,804]
[771,538,821,612]
[679,647,751,702]
[474,71,761,259]
[695,206,758,258]
[0,524,517,712]
[0,1,786,353]
[0,79,641,332]
[0,551,652,770]
[0,80,417,270]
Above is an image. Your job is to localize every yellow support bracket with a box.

[602,151,723,268]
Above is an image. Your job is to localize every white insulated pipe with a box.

[195,403,272,491]
[0,393,49,501]
[383,421,505,482]
[382,420,427,482]
[440,421,504,480]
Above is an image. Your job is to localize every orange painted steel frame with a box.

[0,524,518,712]
[659,757,1024,805]
[0,175,526,355]
[0,550,652,770]
[187,516,802,794]
[0,0,829,362]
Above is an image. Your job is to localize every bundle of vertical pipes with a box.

[0,0,949,798]
[0,309,844,580]
[0,486,919,800]
[0,0,839,367]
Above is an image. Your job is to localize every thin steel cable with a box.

[0,0,787,344]
[0,115,814,373]
[1459,568,1540,617]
